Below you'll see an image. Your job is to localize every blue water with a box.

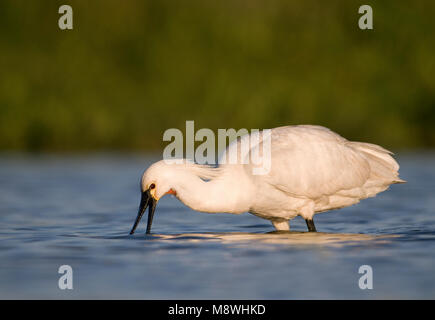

[0,152,434,299]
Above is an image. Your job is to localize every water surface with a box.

[0,152,434,299]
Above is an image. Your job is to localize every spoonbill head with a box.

[129,160,225,235]
[129,125,405,234]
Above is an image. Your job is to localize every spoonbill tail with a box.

[129,125,404,234]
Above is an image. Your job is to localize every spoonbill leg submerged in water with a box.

[129,125,405,234]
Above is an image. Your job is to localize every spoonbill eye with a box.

[150,183,156,190]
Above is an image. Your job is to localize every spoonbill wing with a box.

[244,125,401,200]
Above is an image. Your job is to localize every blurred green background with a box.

[0,0,434,152]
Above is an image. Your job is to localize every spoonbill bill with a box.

[129,125,404,234]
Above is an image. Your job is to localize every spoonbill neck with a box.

[170,164,249,214]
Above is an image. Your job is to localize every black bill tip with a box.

[129,189,158,235]
[129,190,150,235]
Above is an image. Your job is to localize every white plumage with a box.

[132,125,404,233]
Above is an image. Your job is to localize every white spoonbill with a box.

[129,125,404,234]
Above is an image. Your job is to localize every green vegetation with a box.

[0,0,434,152]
